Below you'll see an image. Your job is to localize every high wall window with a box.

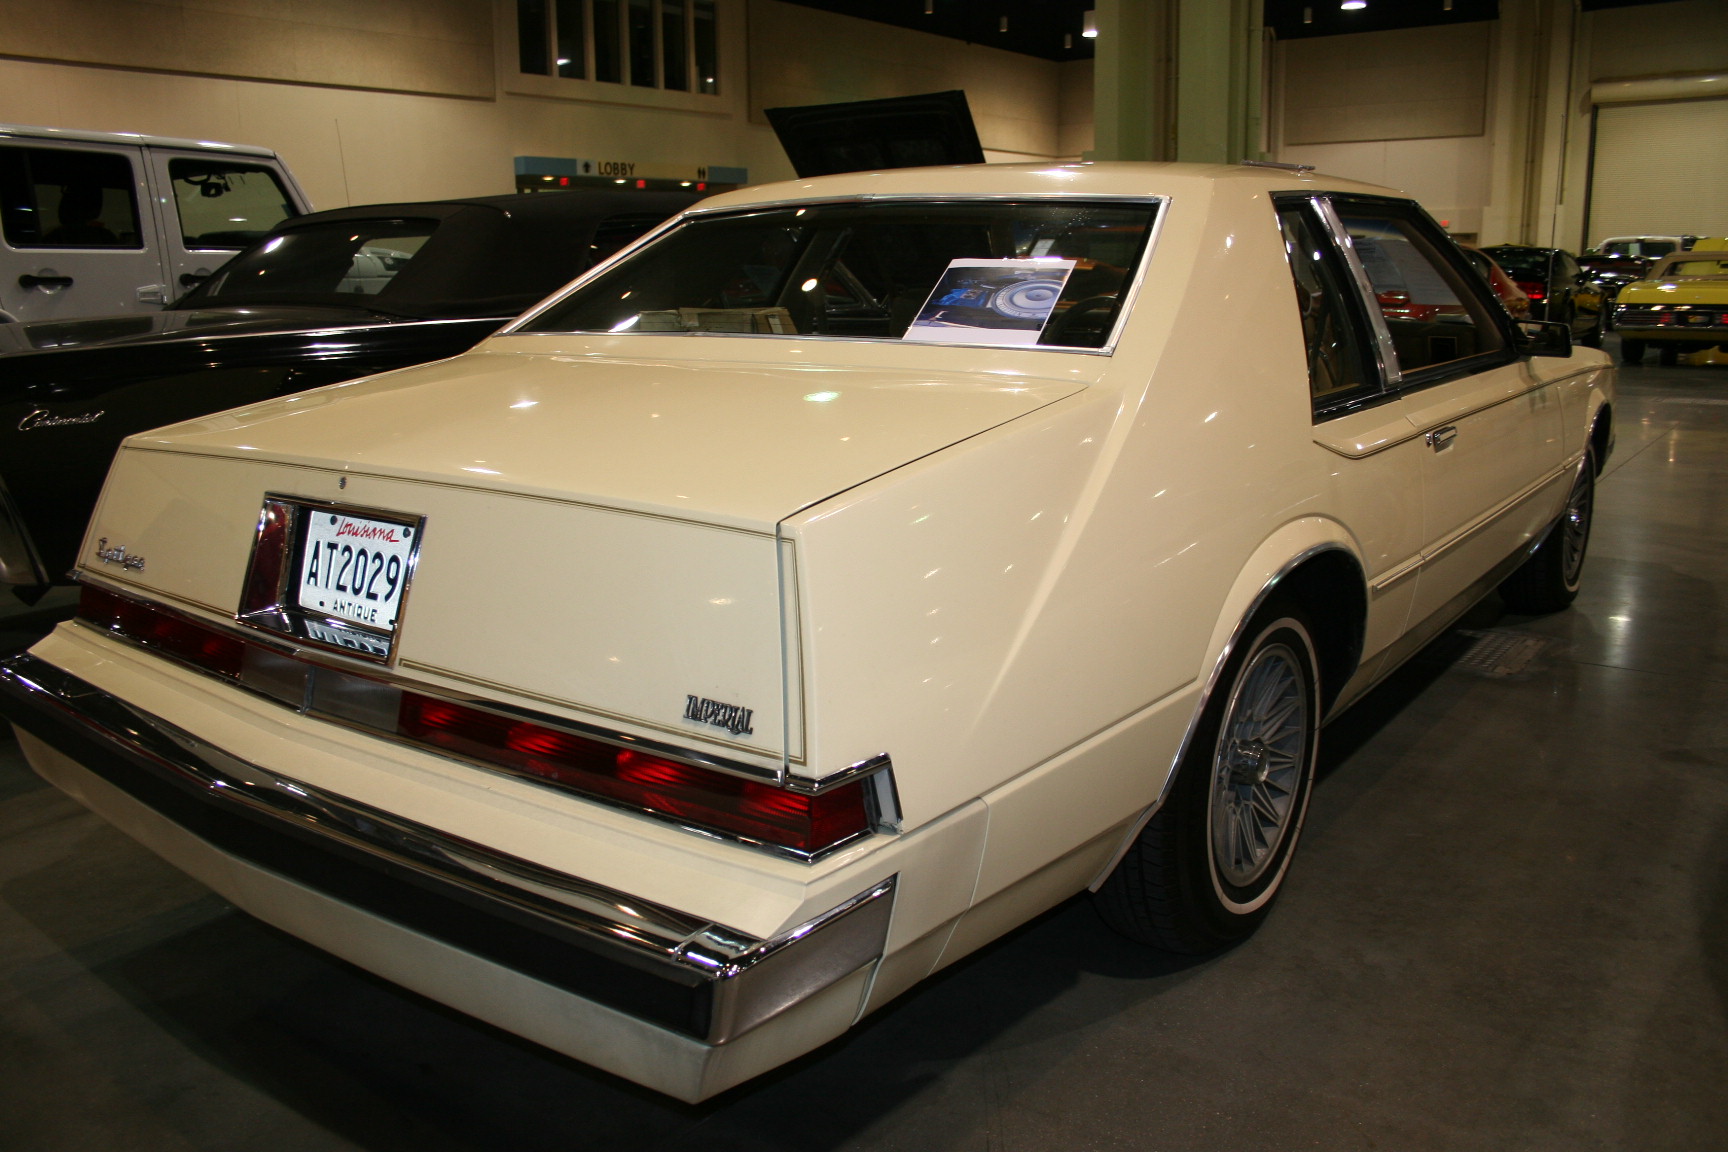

[518,0,718,93]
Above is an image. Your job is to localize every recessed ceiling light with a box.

[1082,9,1097,37]
[1341,0,1367,9]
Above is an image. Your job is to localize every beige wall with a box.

[0,0,493,98]
[1058,59,1095,159]
[1282,23,1489,146]
[1588,0,1728,80]
[1272,22,1495,236]
[1270,0,1728,248]
[0,0,1082,209]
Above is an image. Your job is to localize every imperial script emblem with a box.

[93,538,145,572]
[683,695,755,736]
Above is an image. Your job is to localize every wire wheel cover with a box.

[1209,642,1309,889]
[1561,468,1592,586]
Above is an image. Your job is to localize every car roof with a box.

[281,188,701,230]
[686,160,1408,212]
[0,121,279,157]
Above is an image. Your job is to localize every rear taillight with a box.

[1515,280,1546,301]
[74,583,876,856]
[398,694,870,853]
[79,584,245,678]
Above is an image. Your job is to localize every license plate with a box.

[296,511,417,633]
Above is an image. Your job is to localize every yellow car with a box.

[1615,253,1728,365]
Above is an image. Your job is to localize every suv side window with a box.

[1275,198,1380,417]
[166,158,296,249]
[0,145,143,249]
[1334,206,1507,377]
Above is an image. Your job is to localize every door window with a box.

[1276,200,1380,416]
[1336,208,1506,376]
[0,145,143,249]
[166,158,296,249]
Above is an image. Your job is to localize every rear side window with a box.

[196,219,437,304]
[167,158,297,249]
[1337,209,1506,376]
[1276,200,1379,416]
[0,145,143,249]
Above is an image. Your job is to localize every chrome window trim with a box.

[76,576,895,861]
[501,193,1169,358]
[0,650,896,1043]
[1313,195,1403,388]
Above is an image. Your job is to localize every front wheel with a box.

[1620,338,1645,365]
[1095,608,1320,953]
[1581,308,1606,349]
[1500,450,1594,614]
[1658,343,1680,367]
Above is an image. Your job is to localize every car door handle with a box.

[19,274,74,291]
[1426,425,1458,451]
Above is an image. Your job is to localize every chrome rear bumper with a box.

[0,652,893,1045]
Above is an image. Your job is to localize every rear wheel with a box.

[1500,450,1594,614]
[1096,607,1320,954]
[1620,338,1645,365]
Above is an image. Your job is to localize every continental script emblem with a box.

[683,695,755,736]
[18,408,104,431]
[93,537,145,572]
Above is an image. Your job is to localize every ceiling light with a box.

[999,15,1008,32]
[1082,9,1097,37]
[1340,0,1366,9]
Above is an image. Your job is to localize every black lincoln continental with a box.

[0,188,696,600]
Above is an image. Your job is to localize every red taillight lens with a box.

[239,500,291,614]
[78,584,246,678]
[73,585,874,855]
[398,694,870,853]
[1514,280,1546,301]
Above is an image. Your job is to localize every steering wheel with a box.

[1047,295,1120,347]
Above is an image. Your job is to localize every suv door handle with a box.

[1426,425,1458,451]
[19,274,73,291]
[136,284,168,304]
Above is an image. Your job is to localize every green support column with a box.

[1093,0,1263,164]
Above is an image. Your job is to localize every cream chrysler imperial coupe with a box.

[0,163,1612,1100]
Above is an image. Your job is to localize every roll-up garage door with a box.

[1587,99,1728,246]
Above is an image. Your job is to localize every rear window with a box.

[193,219,437,304]
[1480,248,1557,280]
[521,198,1160,349]
[1656,258,1728,278]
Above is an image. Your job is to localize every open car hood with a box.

[763,90,985,178]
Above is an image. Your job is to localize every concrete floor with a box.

[3,344,1725,1151]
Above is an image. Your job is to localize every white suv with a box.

[0,123,312,322]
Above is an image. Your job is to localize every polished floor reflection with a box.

[3,346,1725,1150]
